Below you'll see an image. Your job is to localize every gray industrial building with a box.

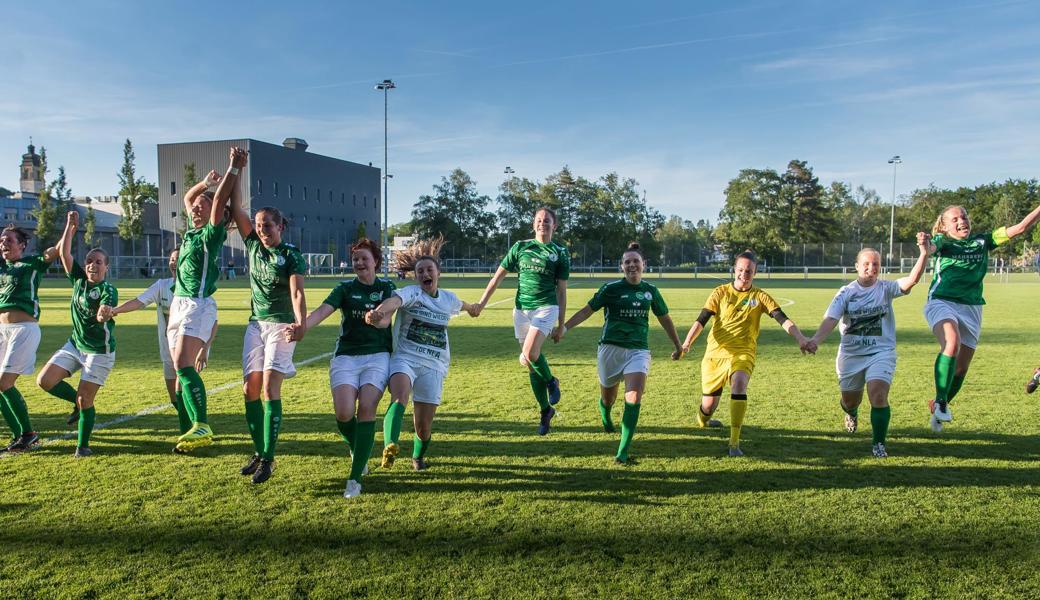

[157,138,381,264]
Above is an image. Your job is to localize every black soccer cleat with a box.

[6,431,39,453]
[251,459,275,484]
[66,407,80,427]
[74,446,93,458]
[1026,368,1040,394]
[412,457,428,471]
[240,453,262,476]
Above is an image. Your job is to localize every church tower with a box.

[19,141,44,195]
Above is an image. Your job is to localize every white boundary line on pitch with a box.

[1,281,581,458]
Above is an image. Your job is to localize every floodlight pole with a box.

[888,155,902,271]
[376,79,396,276]
[504,167,516,250]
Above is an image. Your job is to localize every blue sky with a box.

[3,0,1039,226]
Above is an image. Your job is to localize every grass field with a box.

[1,272,1039,599]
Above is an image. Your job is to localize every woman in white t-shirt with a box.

[365,238,479,471]
[104,249,217,438]
[808,236,929,458]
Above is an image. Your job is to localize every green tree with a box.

[656,215,705,266]
[178,162,198,234]
[0,187,13,197]
[31,147,61,250]
[356,221,367,240]
[715,167,785,258]
[411,169,497,243]
[84,200,97,245]
[387,221,413,238]
[117,139,152,241]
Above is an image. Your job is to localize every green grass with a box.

[2,273,1039,599]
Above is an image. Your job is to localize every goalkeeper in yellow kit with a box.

[681,251,814,456]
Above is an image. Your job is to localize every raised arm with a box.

[210,147,247,226]
[42,246,59,263]
[183,171,217,216]
[474,266,509,315]
[229,165,253,238]
[897,232,932,293]
[58,210,78,274]
[365,295,403,329]
[1006,201,1040,239]
[656,314,684,360]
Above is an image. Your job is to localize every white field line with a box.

[0,352,335,458]
[2,282,579,457]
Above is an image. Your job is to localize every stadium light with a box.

[887,155,902,271]
[375,79,396,276]
[504,166,515,175]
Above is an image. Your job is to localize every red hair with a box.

[351,237,382,268]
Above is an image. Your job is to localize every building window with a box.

[304,186,308,201]
[274,181,279,196]
[363,195,367,207]
[353,194,356,206]
[257,179,263,195]
[329,190,333,203]
[289,184,293,199]
[170,181,176,196]
[316,187,320,202]
[341,192,345,205]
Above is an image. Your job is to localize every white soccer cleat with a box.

[343,479,362,499]
[843,412,858,433]
[929,413,944,433]
[934,403,953,422]
[871,443,888,458]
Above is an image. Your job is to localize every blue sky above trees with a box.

[2,0,1038,225]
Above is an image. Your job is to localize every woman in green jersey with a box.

[474,207,569,435]
[560,242,683,464]
[36,211,117,457]
[292,238,394,499]
[924,203,1040,432]
[167,146,246,452]
[0,226,57,453]
[229,188,307,484]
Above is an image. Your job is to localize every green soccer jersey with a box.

[500,239,570,310]
[175,223,228,298]
[928,227,1009,305]
[0,254,51,319]
[245,231,307,323]
[323,278,396,356]
[67,261,117,354]
[587,279,669,350]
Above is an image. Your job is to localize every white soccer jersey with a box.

[136,277,176,343]
[824,279,905,357]
[391,285,463,374]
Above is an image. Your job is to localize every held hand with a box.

[671,347,684,361]
[465,303,481,318]
[205,170,222,187]
[96,305,113,322]
[67,210,79,228]
[365,309,385,326]
[550,326,565,343]
[195,348,209,372]
[289,323,306,342]
[231,147,248,169]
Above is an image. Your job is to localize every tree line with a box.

[404,161,1040,266]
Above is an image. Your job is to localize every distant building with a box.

[157,138,381,263]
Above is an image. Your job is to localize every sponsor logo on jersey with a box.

[88,288,101,300]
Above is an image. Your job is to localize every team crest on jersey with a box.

[368,291,383,301]
[740,298,758,308]
[643,292,652,301]
[546,252,558,262]
[274,255,286,266]
[88,288,101,300]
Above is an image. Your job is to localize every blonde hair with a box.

[395,235,445,274]
[856,247,881,264]
[932,205,967,235]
